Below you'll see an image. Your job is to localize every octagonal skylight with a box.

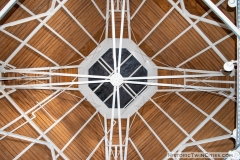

[78,39,157,118]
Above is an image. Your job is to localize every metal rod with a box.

[128,138,144,160]
[124,81,233,91]
[0,0,68,70]
[123,73,224,80]
[104,114,109,160]
[2,80,111,89]
[130,0,146,20]
[1,89,70,160]
[124,115,130,160]
[136,111,170,152]
[186,79,235,84]
[92,0,106,19]
[0,0,17,20]
[56,111,98,158]
[0,12,50,29]
[182,134,231,147]
[203,0,240,38]
[163,92,234,160]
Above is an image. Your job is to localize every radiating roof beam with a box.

[126,0,131,39]
[124,81,233,92]
[104,114,109,160]
[168,0,228,62]
[177,32,234,67]
[136,111,170,152]
[1,29,60,66]
[163,92,234,160]
[0,0,68,71]
[123,115,130,160]
[178,92,232,133]
[150,98,213,159]
[130,0,146,20]
[57,0,99,45]
[151,0,225,60]
[91,0,106,19]
[105,0,110,39]
[203,0,240,38]
[128,138,144,160]
[15,97,85,160]
[17,2,85,58]
[0,0,17,20]
[55,111,98,158]
[138,3,177,46]
[0,89,70,160]
[0,12,50,29]
[155,66,223,74]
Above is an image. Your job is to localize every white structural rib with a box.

[167,0,228,62]
[0,0,68,70]
[128,138,144,160]
[163,93,234,160]
[0,89,69,160]
[203,0,240,38]
[15,97,86,160]
[124,81,232,92]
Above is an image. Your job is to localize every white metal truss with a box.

[0,0,239,159]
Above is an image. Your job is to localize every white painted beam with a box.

[92,0,106,19]
[130,0,146,20]
[0,0,68,70]
[168,0,228,62]
[128,138,144,160]
[136,111,170,152]
[163,93,234,160]
[1,89,69,160]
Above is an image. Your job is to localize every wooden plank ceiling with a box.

[0,0,237,159]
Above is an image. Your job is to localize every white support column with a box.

[17,2,85,58]
[168,0,228,62]
[130,0,146,20]
[55,111,98,158]
[163,93,234,160]
[128,138,144,160]
[124,115,130,160]
[0,0,17,20]
[14,97,85,160]
[0,89,69,160]
[0,0,68,70]
[136,111,170,152]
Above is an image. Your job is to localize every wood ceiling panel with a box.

[28,26,81,65]
[181,48,224,70]
[131,0,166,39]
[0,32,21,61]
[157,28,209,67]
[9,46,54,68]
[65,0,105,39]
[127,142,142,160]
[216,34,237,61]
[180,92,226,115]
[130,0,142,16]
[140,10,189,54]
[20,144,52,160]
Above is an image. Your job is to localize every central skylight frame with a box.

[78,38,157,118]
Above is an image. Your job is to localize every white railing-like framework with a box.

[0,0,239,159]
